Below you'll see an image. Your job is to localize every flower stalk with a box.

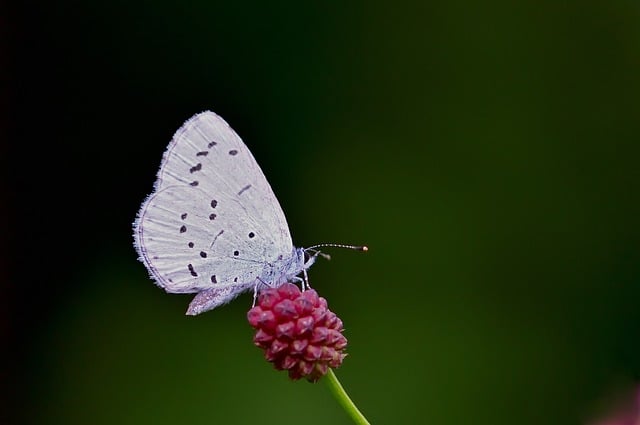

[326,368,371,425]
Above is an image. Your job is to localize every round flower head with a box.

[247,283,348,382]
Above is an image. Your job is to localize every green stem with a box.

[325,369,371,425]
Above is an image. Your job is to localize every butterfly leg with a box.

[253,277,270,307]
[290,276,306,291]
[302,267,311,290]
[252,282,259,307]
[299,250,320,291]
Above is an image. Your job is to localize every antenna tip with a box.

[360,246,369,252]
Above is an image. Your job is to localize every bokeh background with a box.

[5,1,640,424]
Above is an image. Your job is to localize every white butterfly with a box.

[133,111,364,315]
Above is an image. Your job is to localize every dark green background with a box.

[7,1,640,424]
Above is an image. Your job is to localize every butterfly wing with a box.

[133,112,293,300]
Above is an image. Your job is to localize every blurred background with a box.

[4,1,640,424]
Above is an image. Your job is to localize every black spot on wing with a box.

[238,184,251,195]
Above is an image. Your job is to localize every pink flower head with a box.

[247,283,348,382]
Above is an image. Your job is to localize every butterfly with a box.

[133,111,366,315]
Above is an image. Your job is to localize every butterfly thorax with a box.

[259,247,311,288]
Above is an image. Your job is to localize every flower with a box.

[247,283,348,382]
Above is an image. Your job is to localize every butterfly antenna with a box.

[305,243,368,261]
[308,243,368,251]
